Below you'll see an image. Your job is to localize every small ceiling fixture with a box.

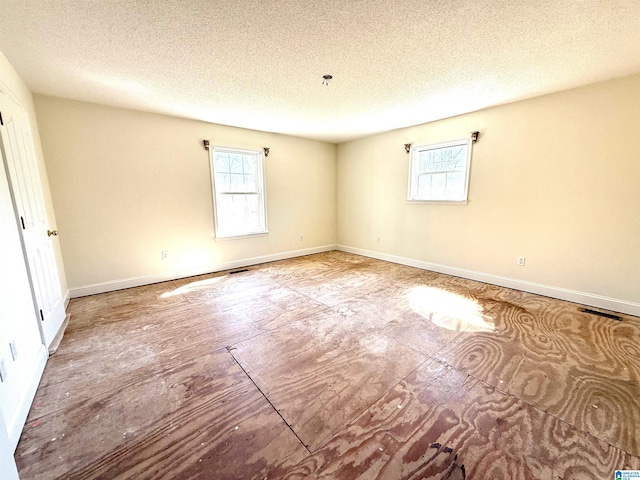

[322,74,333,86]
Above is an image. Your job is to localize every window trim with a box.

[407,138,472,204]
[209,146,268,239]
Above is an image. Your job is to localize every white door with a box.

[0,92,65,348]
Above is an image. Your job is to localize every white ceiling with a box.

[1,1,640,143]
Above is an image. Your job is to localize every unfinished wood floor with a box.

[15,251,640,479]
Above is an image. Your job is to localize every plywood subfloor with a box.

[14,251,640,479]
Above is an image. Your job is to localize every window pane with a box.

[444,172,464,197]
[229,173,244,191]
[245,174,256,192]
[418,145,466,173]
[215,173,231,191]
[243,155,256,174]
[446,147,465,169]
[416,174,430,198]
[216,194,261,236]
[429,173,446,198]
[215,154,230,173]
[229,154,243,173]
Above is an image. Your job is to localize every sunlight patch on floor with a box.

[160,275,227,298]
[409,286,495,332]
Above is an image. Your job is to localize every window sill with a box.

[406,199,468,205]
[214,231,269,241]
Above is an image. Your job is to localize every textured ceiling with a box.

[1,1,640,143]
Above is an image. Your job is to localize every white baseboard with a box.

[70,244,337,298]
[0,410,19,480]
[63,289,70,309]
[336,245,640,317]
[7,344,48,451]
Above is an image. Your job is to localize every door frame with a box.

[0,89,65,348]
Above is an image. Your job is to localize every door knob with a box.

[47,229,58,237]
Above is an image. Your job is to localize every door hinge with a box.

[39,309,44,321]
[20,216,25,229]
[0,110,3,126]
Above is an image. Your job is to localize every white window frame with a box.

[209,146,268,239]
[407,138,472,204]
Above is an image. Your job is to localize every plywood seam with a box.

[434,357,638,460]
[226,347,312,455]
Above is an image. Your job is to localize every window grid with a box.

[210,148,267,238]
[408,139,471,203]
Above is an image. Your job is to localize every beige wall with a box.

[27,71,640,307]
[337,74,640,305]
[34,96,337,290]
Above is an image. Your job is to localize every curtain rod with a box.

[202,140,269,156]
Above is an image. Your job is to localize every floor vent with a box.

[580,308,622,321]
[229,268,249,274]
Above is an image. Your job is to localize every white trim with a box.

[69,244,337,298]
[63,289,70,309]
[0,410,19,480]
[407,136,472,203]
[7,344,47,450]
[336,245,640,317]
[0,82,26,112]
[406,200,468,205]
[214,231,269,241]
[209,146,268,239]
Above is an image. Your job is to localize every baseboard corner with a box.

[335,244,640,317]
[70,244,338,298]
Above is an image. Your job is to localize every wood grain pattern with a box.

[17,349,307,480]
[277,359,585,479]
[436,299,640,455]
[229,298,429,451]
[14,251,640,479]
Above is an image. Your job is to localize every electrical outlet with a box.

[9,340,17,361]
[0,359,6,382]
[161,251,169,260]
[300,234,303,242]
[377,237,381,243]
[517,256,526,266]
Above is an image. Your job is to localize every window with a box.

[407,138,472,203]
[210,147,267,238]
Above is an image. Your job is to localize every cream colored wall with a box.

[27,70,640,306]
[34,95,337,290]
[337,74,640,304]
